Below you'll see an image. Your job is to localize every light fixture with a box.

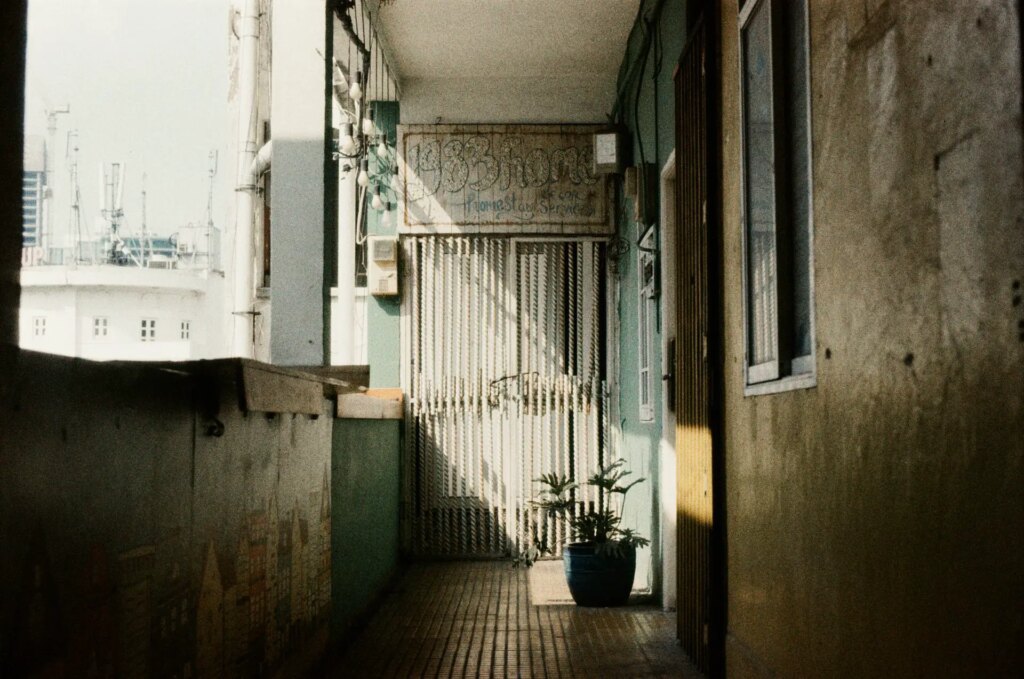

[361,108,375,136]
[340,122,356,155]
[371,185,384,211]
[377,133,388,157]
[380,201,392,228]
[357,158,370,187]
[390,164,401,194]
[349,70,363,101]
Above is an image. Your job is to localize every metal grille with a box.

[402,237,607,558]
[675,19,714,675]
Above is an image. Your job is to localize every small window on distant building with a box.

[141,318,156,342]
[93,317,108,337]
[180,320,191,340]
[33,316,46,337]
[638,228,657,422]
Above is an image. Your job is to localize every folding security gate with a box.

[401,237,608,558]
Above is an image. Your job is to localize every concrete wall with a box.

[331,418,401,639]
[369,102,402,388]
[0,1,27,348]
[268,0,327,365]
[0,353,334,677]
[719,1,1024,676]
[613,0,689,596]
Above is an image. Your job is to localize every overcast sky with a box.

[24,0,231,243]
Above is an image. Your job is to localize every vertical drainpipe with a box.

[322,7,337,366]
[232,0,260,357]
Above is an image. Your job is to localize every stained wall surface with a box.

[0,354,334,677]
[719,1,1024,676]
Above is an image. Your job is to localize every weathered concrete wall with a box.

[0,1,27,349]
[330,418,401,640]
[0,353,334,677]
[719,1,1024,676]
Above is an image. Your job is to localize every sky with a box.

[24,0,231,244]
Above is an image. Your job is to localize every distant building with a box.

[22,135,46,249]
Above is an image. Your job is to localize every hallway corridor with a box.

[331,561,701,678]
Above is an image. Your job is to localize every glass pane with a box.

[785,0,812,360]
[742,0,778,366]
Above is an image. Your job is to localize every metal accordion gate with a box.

[401,237,608,558]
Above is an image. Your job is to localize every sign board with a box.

[398,124,612,235]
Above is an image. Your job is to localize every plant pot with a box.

[562,542,636,607]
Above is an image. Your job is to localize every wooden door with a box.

[674,16,723,676]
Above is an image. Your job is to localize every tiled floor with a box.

[332,561,702,678]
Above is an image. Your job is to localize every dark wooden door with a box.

[674,16,722,676]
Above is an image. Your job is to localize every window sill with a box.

[743,372,816,398]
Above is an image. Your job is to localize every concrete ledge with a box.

[240,360,325,415]
[336,391,403,420]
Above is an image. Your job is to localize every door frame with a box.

[659,150,678,613]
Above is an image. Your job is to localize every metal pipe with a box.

[249,139,272,180]
[231,0,260,357]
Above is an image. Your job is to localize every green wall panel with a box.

[330,418,401,640]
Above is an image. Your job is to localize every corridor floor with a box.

[331,561,702,678]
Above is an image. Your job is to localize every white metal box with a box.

[367,236,399,297]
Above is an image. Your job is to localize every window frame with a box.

[180,320,191,341]
[93,316,108,338]
[32,316,46,337]
[738,0,817,397]
[637,227,657,423]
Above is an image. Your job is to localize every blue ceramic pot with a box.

[563,542,636,607]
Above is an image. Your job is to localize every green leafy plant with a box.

[514,458,650,567]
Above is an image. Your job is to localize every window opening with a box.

[739,0,815,394]
[638,227,657,422]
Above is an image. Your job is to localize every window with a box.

[33,316,46,337]
[180,320,191,340]
[141,318,156,342]
[93,317,108,337]
[739,0,815,394]
[638,228,657,422]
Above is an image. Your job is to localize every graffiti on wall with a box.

[399,124,613,235]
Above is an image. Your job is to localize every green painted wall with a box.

[330,418,401,640]
[612,0,688,592]
[366,102,402,388]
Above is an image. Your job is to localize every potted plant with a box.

[517,458,650,607]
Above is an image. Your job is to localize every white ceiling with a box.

[369,0,640,123]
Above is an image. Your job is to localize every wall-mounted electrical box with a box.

[593,130,626,174]
[367,236,399,297]
[624,162,658,227]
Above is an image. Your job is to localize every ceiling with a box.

[368,0,641,123]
